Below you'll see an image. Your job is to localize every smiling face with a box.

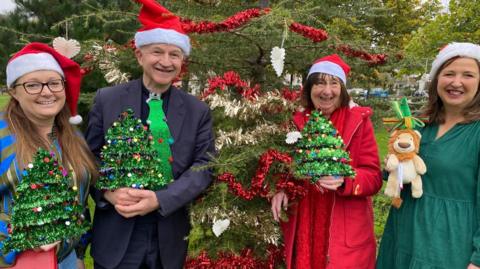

[309,74,343,117]
[135,43,184,93]
[10,70,66,125]
[437,57,480,113]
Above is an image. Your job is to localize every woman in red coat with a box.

[271,54,383,269]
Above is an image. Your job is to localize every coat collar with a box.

[166,86,185,142]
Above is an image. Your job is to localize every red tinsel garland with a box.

[201,71,260,100]
[336,44,387,65]
[289,22,387,65]
[281,87,302,102]
[181,8,270,34]
[217,149,306,201]
[289,22,329,43]
[185,245,284,269]
[274,173,308,201]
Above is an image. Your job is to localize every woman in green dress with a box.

[377,42,480,269]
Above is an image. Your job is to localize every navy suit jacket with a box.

[85,79,215,269]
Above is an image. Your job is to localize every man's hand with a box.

[316,176,344,191]
[77,259,86,269]
[271,191,288,222]
[104,188,141,206]
[114,189,160,218]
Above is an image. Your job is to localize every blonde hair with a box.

[5,97,98,185]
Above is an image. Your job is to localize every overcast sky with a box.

[0,0,16,14]
[0,0,451,15]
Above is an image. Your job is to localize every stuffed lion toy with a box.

[384,129,426,208]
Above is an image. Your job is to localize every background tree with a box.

[403,0,479,75]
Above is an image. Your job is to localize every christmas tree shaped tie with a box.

[147,93,174,183]
[2,148,89,252]
[96,109,171,190]
[292,110,355,184]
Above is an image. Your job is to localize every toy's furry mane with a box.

[388,129,421,162]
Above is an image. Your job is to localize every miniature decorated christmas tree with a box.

[96,109,171,190]
[292,110,355,183]
[2,148,89,252]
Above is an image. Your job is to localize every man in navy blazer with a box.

[85,1,214,268]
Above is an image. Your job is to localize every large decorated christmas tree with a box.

[2,148,89,252]
[293,110,355,183]
[96,109,171,190]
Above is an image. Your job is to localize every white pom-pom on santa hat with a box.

[6,42,83,125]
[134,0,191,56]
[429,42,480,78]
[69,115,83,125]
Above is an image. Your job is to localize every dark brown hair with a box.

[5,96,98,185]
[301,72,350,110]
[425,56,480,124]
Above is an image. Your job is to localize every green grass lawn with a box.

[0,94,9,109]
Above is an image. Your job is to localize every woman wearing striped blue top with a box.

[0,42,97,268]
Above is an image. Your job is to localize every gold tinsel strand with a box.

[90,43,130,84]
[216,123,281,150]
[204,91,298,121]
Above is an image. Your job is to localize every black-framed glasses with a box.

[12,79,65,95]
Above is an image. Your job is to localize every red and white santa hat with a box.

[307,54,351,85]
[429,42,480,78]
[134,0,191,56]
[6,42,83,124]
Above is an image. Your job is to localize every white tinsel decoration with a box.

[89,42,130,85]
[285,131,302,144]
[204,91,297,121]
[270,46,286,77]
[216,123,281,150]
[212,218,230,237]
[53,37,81,59]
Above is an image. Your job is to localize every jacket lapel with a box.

[122,79,143,119]
[166,87,185,142]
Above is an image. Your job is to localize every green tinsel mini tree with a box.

[3,148,89,252]
[293,110,355,183]
[96,109,171,190]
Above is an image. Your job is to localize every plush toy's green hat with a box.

[383,97,425,131]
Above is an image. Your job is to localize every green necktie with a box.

[147,94,174,182]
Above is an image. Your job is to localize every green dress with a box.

[377,120,480,269]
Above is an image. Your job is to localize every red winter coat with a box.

[281,106,382,269]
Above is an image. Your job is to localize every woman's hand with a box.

[316,176,344,191]
[271,191,288,222]
[77,259,86,269]
[33,241,60,252]
[467,263,480,269]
